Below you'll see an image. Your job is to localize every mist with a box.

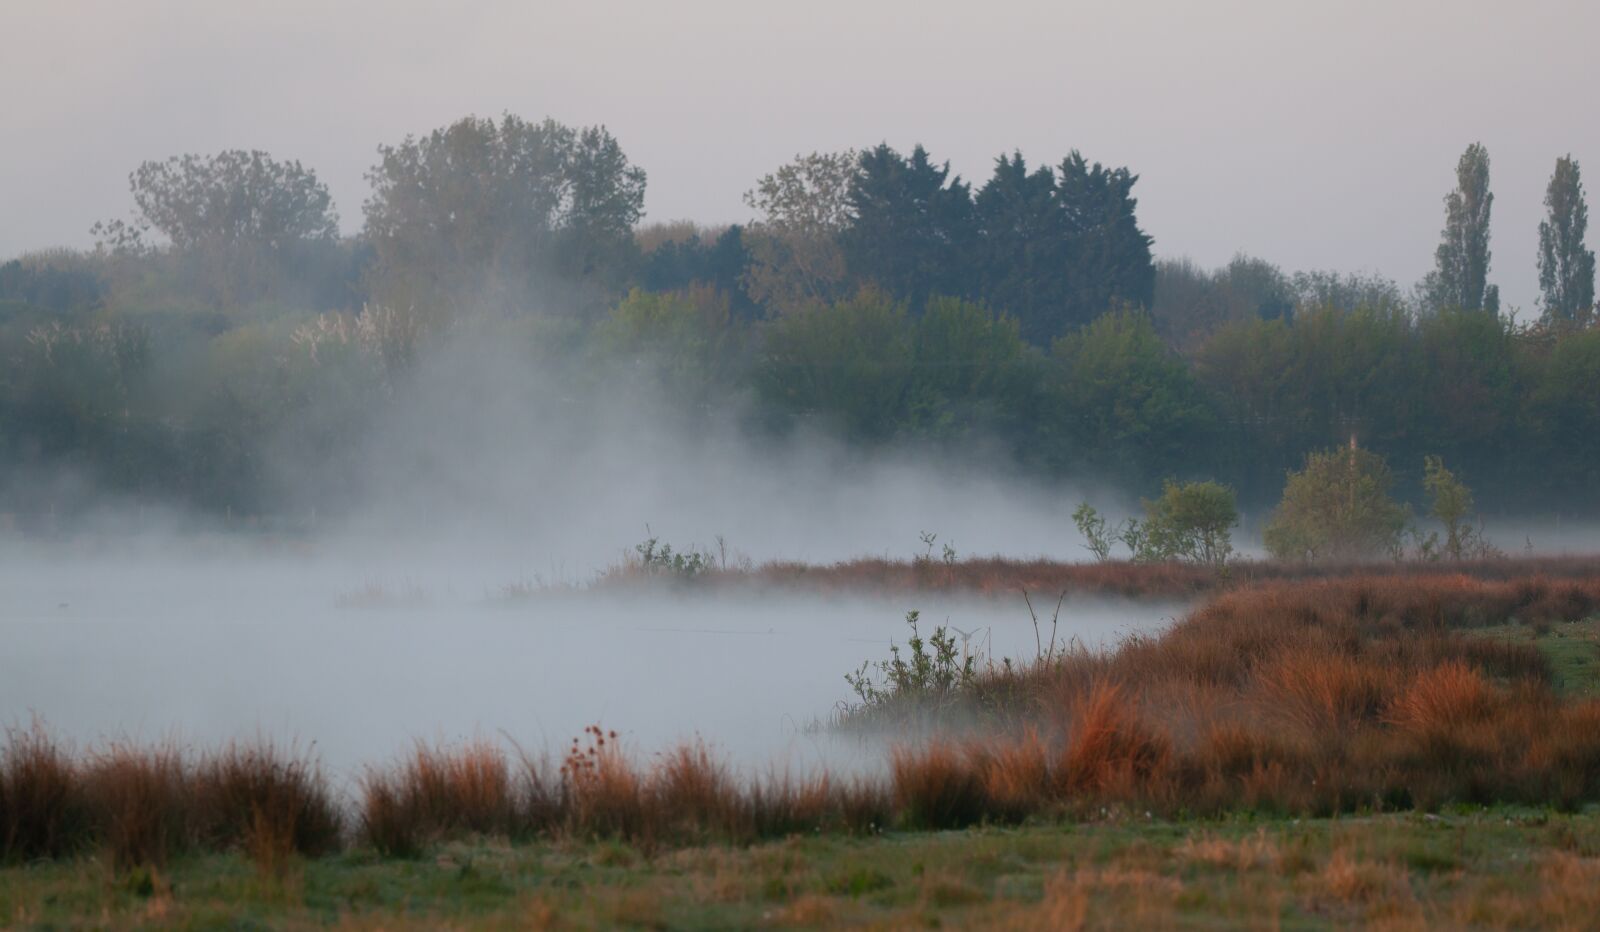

[4,0,1600,810]
[0,319,1182,774]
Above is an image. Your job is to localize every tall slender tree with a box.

[1423,143,1496,313]
[1538,155,1596,326]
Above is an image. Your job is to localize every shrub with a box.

[1128,479,1239,565]
[633,536,713,580]
[1264,445,1409,561]
[843,611,980,722]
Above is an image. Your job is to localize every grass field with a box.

[1471,616,1600,698]
[5,809,1600,929]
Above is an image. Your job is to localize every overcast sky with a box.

[4,0,1596,311]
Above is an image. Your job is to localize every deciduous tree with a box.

[1423,143,1496,314]
[1538,155,1595,326]
[742,151,857,314]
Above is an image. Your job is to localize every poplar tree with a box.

[1537,155,1596,326]
[1424,143,1496,313]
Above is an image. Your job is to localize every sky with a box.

[3,0,1596,312]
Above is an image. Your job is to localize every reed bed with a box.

[592,551,1600,599]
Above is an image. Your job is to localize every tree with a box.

[1149,255,1299,350]
[1073,480,1237,565]
[596,286,743,407]
[974,153,1070,343]
[842,144,976,308]
[1291,269,1406,315]
[1128,480,1238,565]
[1049,308,1215,477]
[755,288,913,439]
[972,150,1154,344]
[742,151,857,314]
[1537,155,1596,326]
[1423,143,1496,314]
[1422,455,1484,561]
[1263,444,1409,561]
[92,149,339,305]
[639,225,758,319]
[1056,151,1155,326]
[904,295,1032,441]
[362,114,645,315]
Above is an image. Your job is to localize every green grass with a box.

[6,809,1600,928]
[1472,616,1600,697]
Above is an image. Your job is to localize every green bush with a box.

[1263,446,1409,561]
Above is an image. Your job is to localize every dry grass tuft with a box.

[970,729,1051,823]
[1056,682,1168,797]
[890,743,986,830]
[82,743,189,871]
[193,741,341,862]
[1385,661,1493,736]
[1,722,83,862]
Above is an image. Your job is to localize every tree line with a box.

[0,112,1595,522]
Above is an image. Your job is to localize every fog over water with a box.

[0,325,1186,773]
[4,320,1597,776]
[1,540,1181,776]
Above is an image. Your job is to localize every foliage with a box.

[903,296,1034,441]
[632,536,712,580]
[11,126,1600,522]
[596,286,744,405]
[1133,480,1238,565]
[1422,456,1489,561]
[843,611,980,718]
[0,255,105,312]
[1422,142,1497,313]
[842,144,975,309]
[1263,446,1410,561]
[1071,503,1116,562]
[742,151,857,314]
[91,149,340,306]
[637,225,759,318]
[755,288,913,439]
[1538,155,1596,326]
[1075,481,1237,565]
[1049,309,1214,478]
[362,114,645,315]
